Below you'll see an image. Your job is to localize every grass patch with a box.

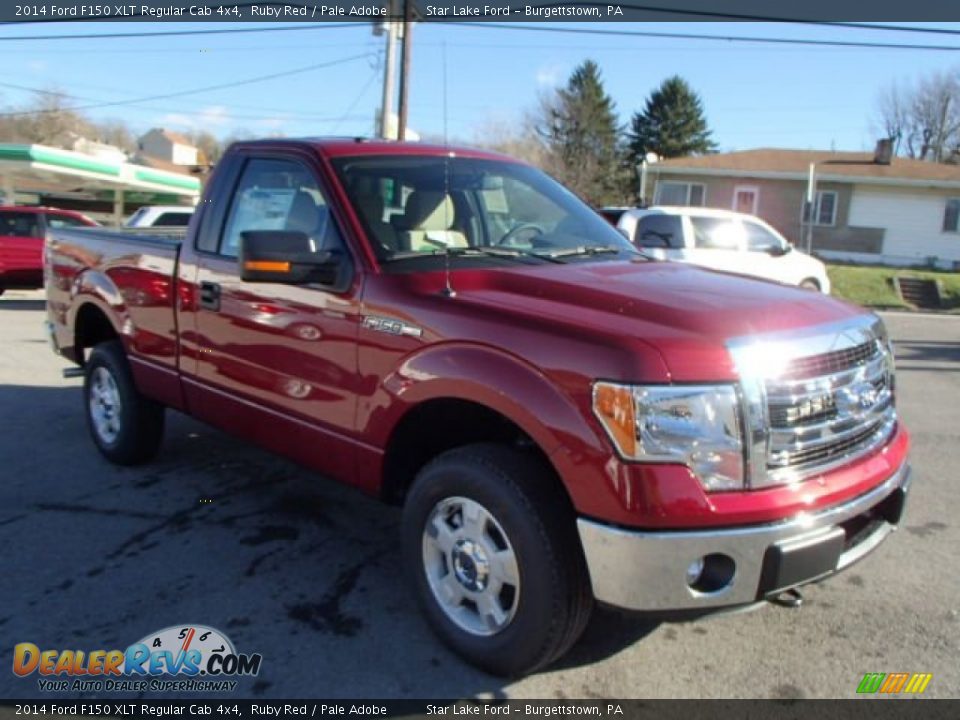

[827,264,960,312]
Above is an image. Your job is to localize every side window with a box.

[220,157,344,259]
[47,214,90,229]
[0,211,42,237]
[635,215,683,249]
[153,212,193,227]
[744,221,784,252]
[690,217,744,250]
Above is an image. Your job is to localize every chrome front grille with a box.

[765,339,895,478]
[729,316,898,488]
[781,340,878,380]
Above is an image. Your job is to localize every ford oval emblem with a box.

[836,380,879,414]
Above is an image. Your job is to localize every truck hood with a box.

[447,259,864,382]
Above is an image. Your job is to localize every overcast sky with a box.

[3,21,960,152]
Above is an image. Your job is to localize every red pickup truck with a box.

[46,139,910,677]
[0,205,97,295]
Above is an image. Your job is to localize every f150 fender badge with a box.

[362,315,423,338]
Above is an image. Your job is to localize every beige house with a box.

[137,128,199,167]
[651,148,960,269]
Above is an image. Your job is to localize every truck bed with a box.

[46,226,185,369]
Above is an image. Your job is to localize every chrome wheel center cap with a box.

[451,539,490,592]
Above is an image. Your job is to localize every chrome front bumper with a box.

[577,462,911,611]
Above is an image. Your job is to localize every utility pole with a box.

[804,162,816,254]
[397,0,414,141]
[378,1,398,139]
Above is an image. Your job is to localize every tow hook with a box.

[770,587,804,608]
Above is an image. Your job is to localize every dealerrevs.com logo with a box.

[13,624,262,693]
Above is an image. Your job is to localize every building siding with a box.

[848,185,960,266]
[652,172,854,247]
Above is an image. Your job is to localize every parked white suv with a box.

[617,206,831,293]
[125,205,195,228]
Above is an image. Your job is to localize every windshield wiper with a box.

[384,246,559,263]
[530,245,626,261]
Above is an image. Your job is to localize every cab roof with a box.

[230,137,520,163]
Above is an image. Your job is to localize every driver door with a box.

[188,151,362,483]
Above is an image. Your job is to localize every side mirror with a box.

[239,230,343,285]
[767,244,791,257]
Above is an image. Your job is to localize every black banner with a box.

[2,701,959,720]
[6,0,960,23]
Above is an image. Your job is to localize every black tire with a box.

[0,288,5,296]
[83,340,165,465]
[800,278,821,291]
[402,443,593,677]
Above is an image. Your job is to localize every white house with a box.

[653,148,960,269]
[137,128,199,167]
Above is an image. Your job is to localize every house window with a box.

[802,190,838,227]
[656,181,705,207]
[942,198,960,232]
[733,185,759,215]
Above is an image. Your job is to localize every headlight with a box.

[592,382,745,491]
[875,316,897,399]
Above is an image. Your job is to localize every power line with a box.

[441,21,960,51]
[515,4,960,34]
[332,64,381,133]
[5,1,960,37]
[0,52,375,118]
[0,81,371,125]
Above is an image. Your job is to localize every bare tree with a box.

[875,69,960,162]
[912,71,960,162]
[472,115,549,169]
[9,91,97,147]
[875,81,911,156]
[93,119,137,154]
[190,130,224,165]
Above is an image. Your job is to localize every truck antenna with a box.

[441,247,457,298]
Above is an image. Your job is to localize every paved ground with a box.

[0,290,957,700]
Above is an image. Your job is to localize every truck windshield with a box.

[330,155,638,263]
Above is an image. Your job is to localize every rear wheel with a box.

[402,443,593,677]
[800,278,821,291]
[84,341,165,465]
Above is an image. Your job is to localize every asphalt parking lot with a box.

[0,290,957,700]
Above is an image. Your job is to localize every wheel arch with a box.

[73,300,121,363]
[380,396,573,509]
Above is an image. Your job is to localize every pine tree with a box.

[539,60,628,205]
[628,76,717,162]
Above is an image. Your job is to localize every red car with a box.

[0,206,97,295]
[45,139,910,676]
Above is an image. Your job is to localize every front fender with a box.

[382,342,597,453]
[362,342,623,517]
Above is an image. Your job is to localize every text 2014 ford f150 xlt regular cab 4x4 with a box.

[46,139,910,677]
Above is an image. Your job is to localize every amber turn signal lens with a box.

[244,260,291,273]
[593,382,637,457]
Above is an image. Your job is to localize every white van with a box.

[617,206,831,293]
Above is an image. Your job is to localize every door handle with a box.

[199,281,221,311]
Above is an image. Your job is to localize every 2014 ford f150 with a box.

[46,138,911,677]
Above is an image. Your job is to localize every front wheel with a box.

[402,444,593,677]
[84,340,165,465]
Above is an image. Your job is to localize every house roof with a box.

[657,148,960,187]
[142,128,194,146]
